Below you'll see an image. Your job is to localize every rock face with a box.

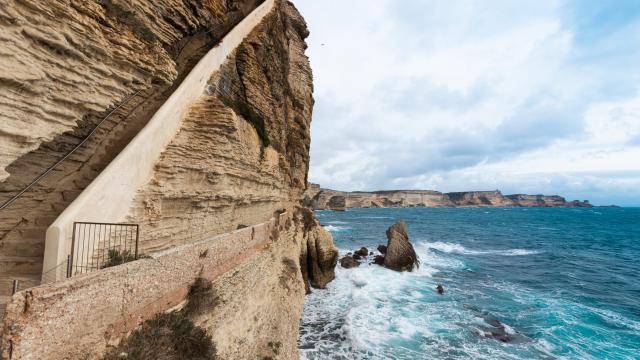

[0,0,263,183]
[126,0,314,252]
[0,0,337,357]
[339,255,360,269]
[0,0,263,318]
[298,208,338,292]
[304,183,595,209]
[383,220,419,272]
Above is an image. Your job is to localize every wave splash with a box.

[425,241,542,256]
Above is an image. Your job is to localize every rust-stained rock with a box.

[383,220,419,272]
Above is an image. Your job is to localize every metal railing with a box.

[69,222,139,277]
[0,89,143,212]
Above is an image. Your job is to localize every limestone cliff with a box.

[127,0,314,252]
[0,0,264,316]
[0,0,264,183]
[304,184,593,209]
[0,0,337,358]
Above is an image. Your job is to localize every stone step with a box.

[0,240,45,257]
[0,276,40,296]
[35,216,59,227]
[0,256,43,277]
[17,227,47,240]
[61,190,83,202]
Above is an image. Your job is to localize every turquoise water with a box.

[298,207,640,359]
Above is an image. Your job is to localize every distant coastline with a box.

[303,183,615,210]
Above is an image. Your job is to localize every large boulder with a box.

[377,244,387,254]
[339,255,360,269]
[354,247,368,257]
[383,220,419,271]
[298,208,339,292]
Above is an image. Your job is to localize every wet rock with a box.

[377,244,387,254]
[472,315,530,344]
[354,247,368,257]
[383,220,419,271]
[339,255,360,269]
[373,255,385,265]
[352,253,362,260]
[298,208,339,291]
[436,284,444,295]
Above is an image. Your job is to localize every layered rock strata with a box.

[0,0,263,318]
[127,0,314,254]
[0,0,264,183]
[304,184,593,209]
[1,0,337,356]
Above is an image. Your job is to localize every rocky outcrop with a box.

[305,183,595,209]
[298,208,338,292]
[339,255,360,269]
[383,220,419,272]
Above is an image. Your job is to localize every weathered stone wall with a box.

[2,210,333,360]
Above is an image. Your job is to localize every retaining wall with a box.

[2,212,291,360]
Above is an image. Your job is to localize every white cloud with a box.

[292,0,640,205]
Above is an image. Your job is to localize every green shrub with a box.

[103,312,216,360]
[183,277,218,317]
[102,249,135,269]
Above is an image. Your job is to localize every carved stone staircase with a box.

[0,0,275,329]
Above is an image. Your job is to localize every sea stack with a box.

[383,220,420,271]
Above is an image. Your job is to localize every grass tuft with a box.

[102,249,135,269]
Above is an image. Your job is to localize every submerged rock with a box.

[383,220,419,272]
[339,255,360,268]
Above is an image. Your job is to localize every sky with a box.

[291,0,640,206]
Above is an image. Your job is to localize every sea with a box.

[298,207,640,360]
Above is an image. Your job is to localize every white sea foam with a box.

[424,241,541,256]
[322,225,349,232]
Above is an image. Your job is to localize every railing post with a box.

[66,254,72,278]
[135,225,139,259]
[12,279,19,295]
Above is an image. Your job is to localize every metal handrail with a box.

[0,89,144,211]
